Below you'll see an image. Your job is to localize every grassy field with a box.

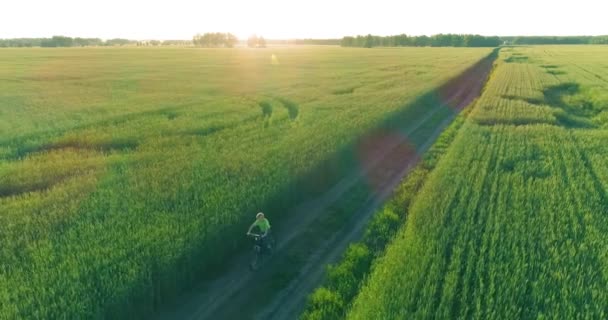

[300,79,481,320]
[0,46,492,318]
[347,46,608,319]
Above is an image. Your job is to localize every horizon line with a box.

[2,33,608,42]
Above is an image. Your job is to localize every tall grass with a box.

[347,46,608,319]
[0,46,492,318]
[300,103,476,320]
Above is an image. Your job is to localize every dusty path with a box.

[156,51,496,320]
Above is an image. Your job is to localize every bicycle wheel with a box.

[250,247,262,271]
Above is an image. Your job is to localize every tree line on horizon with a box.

[2,34,607,48]
[0,36,193,47]
[504,35,608,45]
[342,34,608,48]
[192,33,238,47]
[342,34,502,47]
[0,33,266,48]
[191,33,268,48]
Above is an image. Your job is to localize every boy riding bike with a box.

[247,212,272,250]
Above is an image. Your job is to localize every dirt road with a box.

[156,51,497,320]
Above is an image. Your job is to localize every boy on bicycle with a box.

[247,212,272,250]
[247,212,271,236]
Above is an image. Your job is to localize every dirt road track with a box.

[156,50,497,320]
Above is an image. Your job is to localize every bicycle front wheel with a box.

[250,249,262,271]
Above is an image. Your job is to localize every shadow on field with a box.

[5,106,190,160]
[504,55,529,63]
[276,97,300,121]
[259,101,273,118]
[499,145,551,180]
[284,48,500,202]
[501,82,604,128]
[543,82,600,128]
[540,64,567,75]
[332,86,358,95]
[153,48,500,320]
[547,70,567,75]
[0,175,72,198]
[501,94,544,106]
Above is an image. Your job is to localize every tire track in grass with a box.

[479,153,513,319]
[434,136,488,317]
[566,132,608,309]
[544,132,578,315]
[458,125,505,319]
[542,131,607,316]
[437,125,504,318]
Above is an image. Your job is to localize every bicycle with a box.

[247,232,275,271]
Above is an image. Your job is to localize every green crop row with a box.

[347,46,608,319]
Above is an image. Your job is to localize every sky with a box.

[1,0,607,40]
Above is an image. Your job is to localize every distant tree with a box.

[0,36,148,47]
[509,36,595,45]
[162,40,193,46]
[339,33,502,48]
[364,34,374,48]
[201,33,214,46]
[0,38,44,47]
[193,34,203,46]
[225,33,238,48]
[73,37,86,47]
[193,33,238,48]
[590,36,608,44]
[395,34,409,46]
[41,36,74,47]
[105,38,135,46]
[341,36,355,47]
[414,35,429,47]
[247,34,266,48]
[73,37,103,47]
